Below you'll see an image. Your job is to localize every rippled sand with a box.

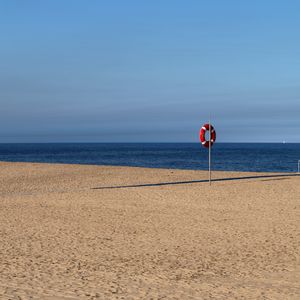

[0,162,299,299]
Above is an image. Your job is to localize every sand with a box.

[0,161,299,299]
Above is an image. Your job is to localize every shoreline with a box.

[0,160,297,175]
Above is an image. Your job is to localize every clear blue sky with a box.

[1,1,299,142]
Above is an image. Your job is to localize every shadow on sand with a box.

[92,173,300,190]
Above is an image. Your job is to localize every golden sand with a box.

[0,162,299,299]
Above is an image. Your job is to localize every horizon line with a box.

[0,142,299,144]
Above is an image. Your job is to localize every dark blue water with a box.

[0,143,299,173]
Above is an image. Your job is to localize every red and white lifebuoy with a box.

[200,124,216,148]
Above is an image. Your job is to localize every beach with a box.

[0,161,299,299]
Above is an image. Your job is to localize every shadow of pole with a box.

[91,173,300,190]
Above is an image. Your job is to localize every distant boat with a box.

[283,141,286,144]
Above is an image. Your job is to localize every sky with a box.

[0,0,300,143]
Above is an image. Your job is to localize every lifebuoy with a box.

[200,124,216,148]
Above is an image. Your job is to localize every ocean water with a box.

[0,143,299,173]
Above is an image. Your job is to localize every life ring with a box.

[200,124,216,148]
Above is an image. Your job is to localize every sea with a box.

[0,143,300,173]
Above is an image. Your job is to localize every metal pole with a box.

[209,117,211,185]
[298,160,300,173]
